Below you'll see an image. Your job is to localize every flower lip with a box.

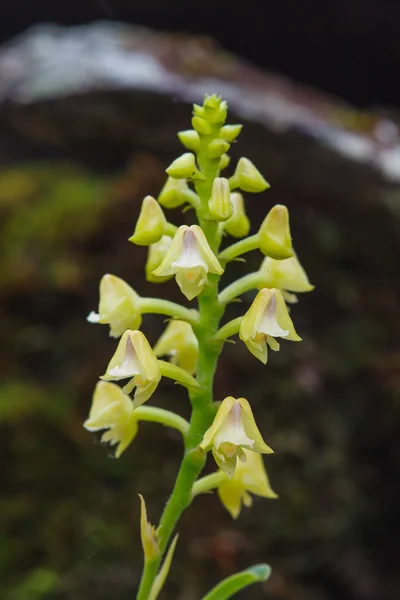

[108,335,141,378]
[172,229,208,271]
[257,292,289,338]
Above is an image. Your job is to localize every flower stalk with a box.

[84,94,314,600]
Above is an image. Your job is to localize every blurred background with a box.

[0,2,399,599]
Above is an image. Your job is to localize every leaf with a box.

[201,563,271,600]
[148,535,179,600]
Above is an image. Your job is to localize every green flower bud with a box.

[158,177,198,209]
[145,236,174,283]
[206,138,231,158]
[208,177,234,221]
[192,116,213,135]
[230,157,270,193]
[193,103,205,118]
[223,192,250,238]
[259,205,294,259]
[177,129,200,152]
[220,124,243,142]
[202,95,228,123]
[129,195,166,246]
[166,153,204,180]
[219,153,231,170]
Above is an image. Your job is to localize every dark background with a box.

[2,0,400,107]
[0,2,399,600]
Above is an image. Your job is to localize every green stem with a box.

[218,234,260,262]
[165,222,178,236]
[218,272,264,306]
[192,471,227,496]
[158,360,201,391]
[134,406,189,437]
[213,317,242,341]
[139,298,198,326]
[137,559,159,600]
[136,121,227,600]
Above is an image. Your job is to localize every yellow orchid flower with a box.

[223,192,250,238]
[101,330,161,408]
[84,381,137,458]
[239,288,301,364]
[153,320,198,375]
[129,195,167,246]
[229,157,269,193]
[259,255,314,295]
[200,396,273,477]
[87,274,142,338]
[258,205,294,259]
[218,449,278,518]
[152,225,224,300]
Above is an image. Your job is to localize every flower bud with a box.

[139,494,160,560]
[259,255,314,293]
[84,381,137,458]
[203,96,228,123]
[152,225,224,300]
[217,449,277,518]
[193,103,205,118]
[220,124,243,142]
[145,236,174,283]
[239,288,301,364]
[158,177,198,209]
[166,153,204,180]
[192,116,213,135]
[223,192,250,238]
[87,274,142,338]
[101,330,161,408]
[129,196,166,246]
[219,153,231,170]
[230,157,270,193]
[208,177,234,221]
[154,320,198,375]
[258,205,294,259]
[206,138,231,159]
[200,396,273,477]
[177,129,200,152]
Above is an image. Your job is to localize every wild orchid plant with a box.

[84,95,313,599]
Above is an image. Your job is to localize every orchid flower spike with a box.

[239,288,301,364]
[152,225,224,300]
[87,274,142,338]
[200,396,273,478]
[101,330,161,408]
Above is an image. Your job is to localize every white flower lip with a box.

[172,229,208,270]
[108,336,141,378]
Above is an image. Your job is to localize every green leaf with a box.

[201,563,271,600]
